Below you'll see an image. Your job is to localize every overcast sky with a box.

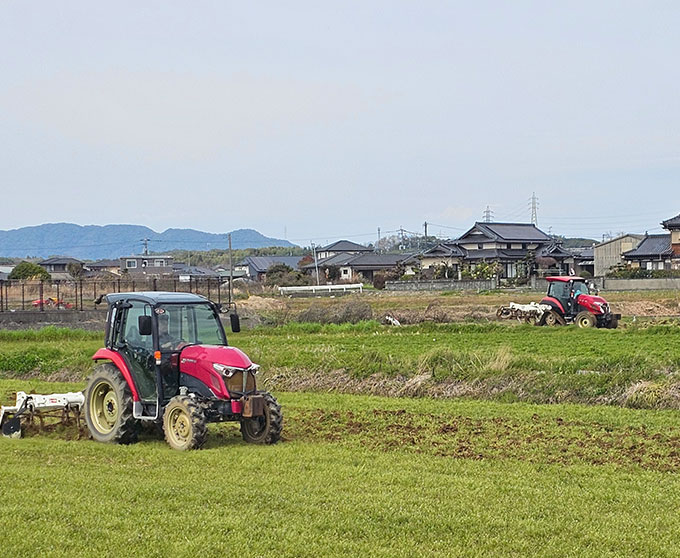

[1,1,679,246]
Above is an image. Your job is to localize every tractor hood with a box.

[576,294,609,314]
[178,345,255,400]
[180,345,253,371]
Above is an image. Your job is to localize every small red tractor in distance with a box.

[85,292,282,450]
[538,276,620,328]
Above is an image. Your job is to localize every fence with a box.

[0,277,233,312]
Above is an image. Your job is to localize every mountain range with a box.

[0,223,296,260]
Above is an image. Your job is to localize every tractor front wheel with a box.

[575,311,597,328]
[84,363,138,444]
[163,396,207,450]
[240,392,282,444]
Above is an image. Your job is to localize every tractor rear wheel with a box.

[240,392,282,444]
[84,363,138,444]
[575,311,597,328]
[163,395,207,450]
[543,311,563,327]
[606,317,619,329]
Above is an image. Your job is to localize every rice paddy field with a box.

[2,291,680,556]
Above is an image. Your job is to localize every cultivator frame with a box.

[0,391,85,438]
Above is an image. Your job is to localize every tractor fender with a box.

[539,296,565,315]
[91,348,140,402]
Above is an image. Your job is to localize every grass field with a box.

[3,322,680,408]
[2,380,680,557]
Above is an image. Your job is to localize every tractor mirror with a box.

[230,313,241,333]
[138,315,153,336]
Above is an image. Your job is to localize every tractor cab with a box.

[544,277,590,316]
[98,292,238,418]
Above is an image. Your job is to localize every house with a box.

[593,234,644,276]
[120,255,174,275]
[315,240,373,260]
[236,256,307,281]
[302,252,414,282]
[622,235,672,270]
[38,257,83,273]
[567,246,595,277]
[86,259,121,276]
[418,222,569,279]
[619,213,680,271]
[174,265,221,283]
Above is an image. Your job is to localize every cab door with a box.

[116,300,157,401]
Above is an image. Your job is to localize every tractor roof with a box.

[545,276,586,282]
[104,291,212,306]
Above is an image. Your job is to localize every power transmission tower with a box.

[482,206,494,223]
[530,193,539,225]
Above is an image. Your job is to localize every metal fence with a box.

[0,277,232,312]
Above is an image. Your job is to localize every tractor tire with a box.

[543,310,564,327]
[84,363,138,444]
[606,317,619,329]
[240,392,282,444]
[163,395,207,451]
[575,311,597,329]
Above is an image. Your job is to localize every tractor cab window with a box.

[157,303,226,349]
[572,281,590,297]
[547,281,570,302]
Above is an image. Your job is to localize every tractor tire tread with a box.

[240,392,283,445]
[163,395,207,450]
[84,362,138,444]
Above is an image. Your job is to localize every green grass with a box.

[2,381,680,557]
[3,323,680,407]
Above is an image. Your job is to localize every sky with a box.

[1,1,679,247]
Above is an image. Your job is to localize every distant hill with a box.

[0,223,296,260]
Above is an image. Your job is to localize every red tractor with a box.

[84,292,282,450]
[539,276,620,328]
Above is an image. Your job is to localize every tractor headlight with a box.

[212,363,242,377]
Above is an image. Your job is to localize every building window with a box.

[646,261,653,270]
[477,244,483,250]
[342,269,349,275]
[154,260,165,267]
[506,244,512,249]
[126,260,137,269]
[506,263,517,278]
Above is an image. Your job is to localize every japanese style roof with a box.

[87,259,120,268]
[319,240,372,253]
[302,252,413,271]
[239,256,306,273]
[623,234,672,259]
[39,257,83,265]
[343,253,413,270]
[662,214,680,229]
[538,243,572,258]
[175,265,220,278]
[421,242,466,258]
[459,222,551,243]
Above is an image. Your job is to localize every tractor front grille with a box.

[225,370,256,396]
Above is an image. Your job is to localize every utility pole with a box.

[424,221,428,248]
[311,242,320,286]
[530,192,539,225]
[228,233,233,306]
[140,238,150,255]
[482,206,493,223]
[377,227,381,252]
